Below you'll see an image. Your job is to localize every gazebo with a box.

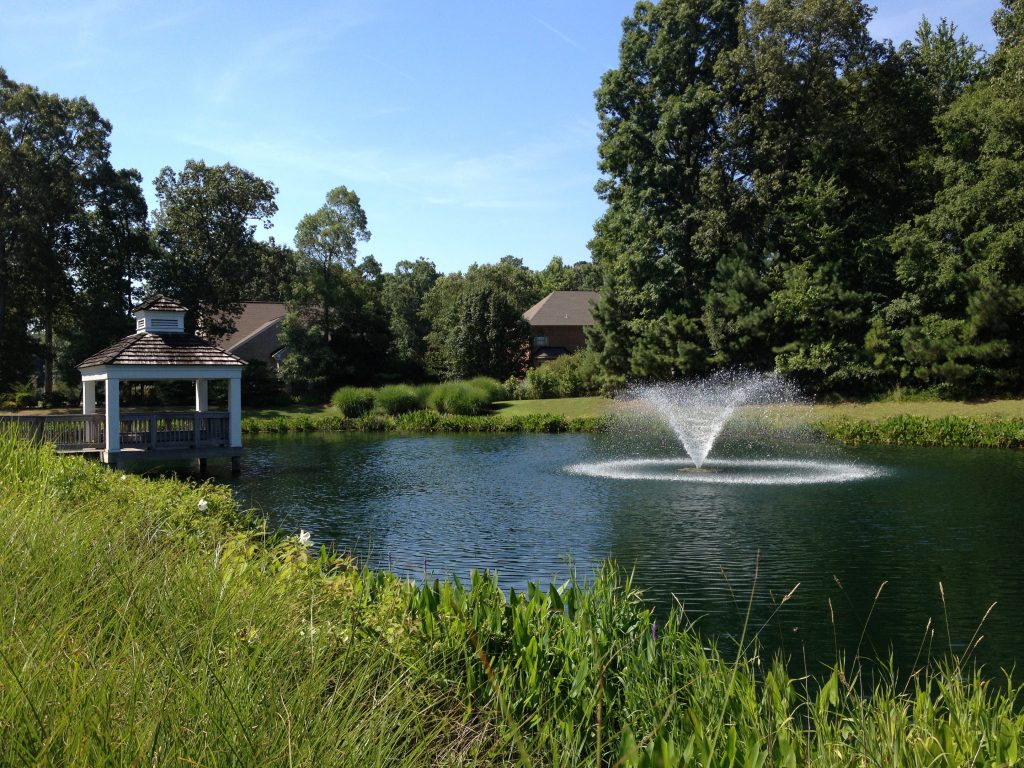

[75,295,246,471]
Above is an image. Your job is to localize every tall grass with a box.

[2,434,1022,765]
[242,411,609,434]
[819,414,1024,448]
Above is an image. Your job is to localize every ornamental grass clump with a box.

[373,384,421,415]
[427,381,493,415]
[467,376,506,402]
[331,385,375,417]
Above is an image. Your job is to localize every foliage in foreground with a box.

[1,434,1023,766]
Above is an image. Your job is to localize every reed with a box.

[818,414,1024,449]
[242,411,611,434]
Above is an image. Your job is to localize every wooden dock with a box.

[0,411,239,469]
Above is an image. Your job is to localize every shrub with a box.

[242,360,290,406]
[427,381,492,415]
[331,386,375,417]
[414,383,436,408]
[374,384,421,415]
[518,348,606,399]
[467,376,506,402]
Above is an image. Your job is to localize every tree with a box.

[380,258,439,378]
[57,166,149,386]
[537,256,602,294]
[423,256,540,380]
[589,0,942,393]
[146,160,278,337]
[589,0,745,381]
[279,186,386,395]
[885,0,1024,394]
[1,69,147,394]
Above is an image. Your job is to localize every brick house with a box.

[522,290,600,365]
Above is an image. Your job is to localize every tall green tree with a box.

[279,186,387,394]
[589,0,744,380]
[537,256,602,294]
[423,255,540,380]
[57,166,149,385]
[146,160,278,337]
[589,0,945,393]
[1,69,147,394]
[380,258,439,378]
[885,0,1024,394]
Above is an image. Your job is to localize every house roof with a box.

[133,294,188,313]
[523,291,600,327]
[216,301,288,352]
[78,332,244,369]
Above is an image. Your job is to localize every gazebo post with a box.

[82,379,97,445]
[228,375,242,448]
[82,381,96,415]
[195,379,208,412]
[105,377,121,463]
[228,374,242,475]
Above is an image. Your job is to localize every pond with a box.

[219,431,1024,674]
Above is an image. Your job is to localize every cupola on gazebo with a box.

[75,295,246,469]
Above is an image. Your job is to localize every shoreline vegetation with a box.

[238,396,1024,450]
[2,433,1022,765]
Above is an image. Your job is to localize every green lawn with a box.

[494,396,1024,422]
[815,398,1024,420]
[491,396,617,419]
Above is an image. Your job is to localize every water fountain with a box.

[569,370,881,485]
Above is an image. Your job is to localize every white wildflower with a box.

[120,474,128,481]
[298,529,312,547]
[197,498,209,512]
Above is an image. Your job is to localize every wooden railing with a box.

[0,412,230,452]
[0,414,105,450]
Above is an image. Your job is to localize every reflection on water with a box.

[221,432,1024,674]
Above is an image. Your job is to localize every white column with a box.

[105,378,120,454]
[82,380,96,415]
[228,375,242,448]
[82,379,97,445]
[195,379,209,412]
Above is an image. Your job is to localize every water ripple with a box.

[567,457,884,485]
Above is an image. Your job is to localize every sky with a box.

[1,0,1002,275]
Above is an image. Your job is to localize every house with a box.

[216,301,288,368]
[522,290,600,365]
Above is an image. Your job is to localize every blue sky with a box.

[1,0,1001,275]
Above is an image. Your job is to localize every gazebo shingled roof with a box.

[78,332,245,369]
[132,294,189,313]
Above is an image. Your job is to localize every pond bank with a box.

[2,434,1022,765]
[242,407,1024,449]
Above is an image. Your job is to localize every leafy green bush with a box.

[427,381,493,415]
[515,348,606,399]
[373,384,421,415]
[331,386,375,417]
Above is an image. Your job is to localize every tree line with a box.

[589,0,1023,397]
[4,0,1020,404]
[0,74,598,403]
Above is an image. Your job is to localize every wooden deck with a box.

[0,411,237,465]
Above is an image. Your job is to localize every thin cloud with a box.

[530,14,584,51]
